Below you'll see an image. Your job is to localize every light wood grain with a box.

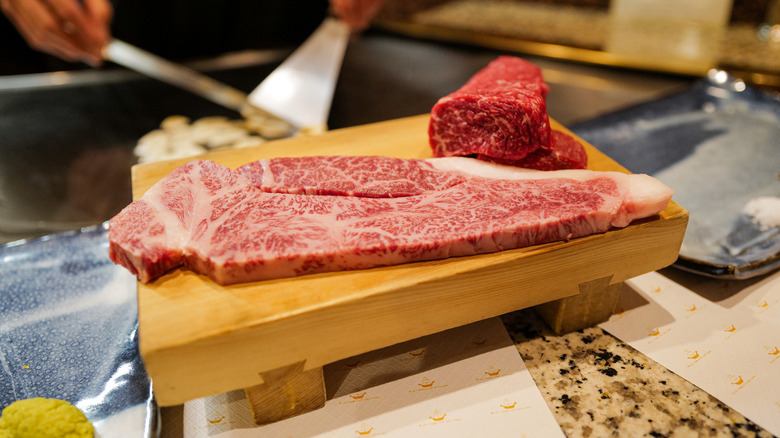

[132,114,688,406]
[244,362,326,425]
[535,276,624,334]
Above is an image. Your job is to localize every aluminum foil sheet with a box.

[0,223,157,437]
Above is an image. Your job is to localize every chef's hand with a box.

[0,0,112,66]
[330,0,388,31]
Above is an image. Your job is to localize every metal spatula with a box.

[103,18,349,132]
[103,39,256,114]
[247,17,349,132]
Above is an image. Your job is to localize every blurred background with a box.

[0,0,778,244]
[375,0,780,88]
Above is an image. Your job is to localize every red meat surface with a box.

[109,156,673,285]
[480,130,588,170]
[429,56,552,161]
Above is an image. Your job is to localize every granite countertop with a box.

[502,305,772,437]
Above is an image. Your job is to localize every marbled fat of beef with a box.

[109,157,671,284]
[428,56,588,170]
[109,156,673,285]
[479,131,589,171]
[429,56,552,161]
[237,156,467,198]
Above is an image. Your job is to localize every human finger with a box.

[330,0,360,29]
[1,0,85,62]
[43,0,106,59]
[82,0,113,49]
[331,0,386,31]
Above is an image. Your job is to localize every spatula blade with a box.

[247,18,350,132]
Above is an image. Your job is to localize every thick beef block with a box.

[429,56,552,161]
[109,156,673,285]
[480,131,588,170]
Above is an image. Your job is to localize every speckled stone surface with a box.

[501,308,774,438]
[160,306,775,438]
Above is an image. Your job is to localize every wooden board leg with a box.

[244,361,326,425]
[534,275,623,334]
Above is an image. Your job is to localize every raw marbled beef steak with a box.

[479,131,589,171]
[109,156,672,285]
[429,56,587,170]
[429,56,552,161]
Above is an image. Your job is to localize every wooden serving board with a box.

[132,115,688,422]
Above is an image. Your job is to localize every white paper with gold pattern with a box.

[600,270,780,436]
[182,317,564,437]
